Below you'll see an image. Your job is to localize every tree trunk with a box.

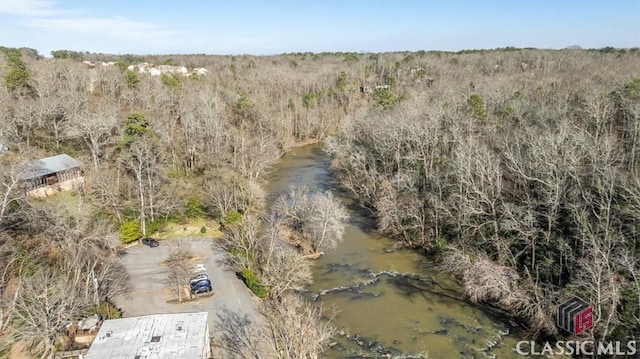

[136,164,146,236]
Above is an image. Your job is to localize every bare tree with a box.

[10,271,93,359]
[85,166,125,223]
[67,106,119,169]
[178,90,230,173]
[612,79,640,173]
[231,132,283,180]
[0,161,26,226]
[569,166,626,341]
[124,137,163,236]
[215,295,335,359]
[217,216,263,273]
[0,199,129,356]
[202,168,264,217]
[450,135,505,256]
[273,186,348,255]
[259,294,335,359]
[31,60,89,150]
[262,241,313,299]
[165,246,194,302]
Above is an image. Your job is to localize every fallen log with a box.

[302,252,324,260]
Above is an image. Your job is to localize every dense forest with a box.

[324,50,640,345]
[0,46,639,357]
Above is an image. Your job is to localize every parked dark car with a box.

[141,238,159,247]
[190,278,211,289]
[191,280,212,294]
[192,285,212,295]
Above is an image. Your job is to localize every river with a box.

[265,143,524,358]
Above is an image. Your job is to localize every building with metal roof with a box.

[19,154,82,180]
[18,154,84,197]
[84,312,211,359]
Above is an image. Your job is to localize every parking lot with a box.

[112,237,260,347]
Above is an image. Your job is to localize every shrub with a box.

[93,301,122,320]
[1,47,34,96]
[235,92,253,116]
[336,71,348,92]
[119,219,141,243]
[51,50,83,60]
[343,53,359,63]
[434,237,448,251]
[146,220,165,235]
[120,113,153,146]
[200,226,207,234]
[124,70,140,88]
[623,77,640,100]
[302,91,322,109]
[373,88,397,109]
[185,195,205,218]
[222,210,243,227]
[467,94,488,121]
[5,67,30,92]
[240,267,267,298]
[161,73,181,91]
[115,61,128,71]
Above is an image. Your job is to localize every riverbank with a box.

[264,143,524,358]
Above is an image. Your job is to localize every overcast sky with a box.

[0,0,638,56]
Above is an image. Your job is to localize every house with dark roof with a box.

[19,154,84,197]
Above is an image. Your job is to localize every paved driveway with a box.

[112,237,260,355]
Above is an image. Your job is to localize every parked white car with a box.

[192,264,207,273]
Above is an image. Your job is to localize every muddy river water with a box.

[265,143,524,358]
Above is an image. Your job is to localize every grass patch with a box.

[239,267,268,298]
[39,190,94,215]
[154,217,223,240]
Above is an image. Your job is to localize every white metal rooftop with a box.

[84,312,209,359]
[18,154,82,180]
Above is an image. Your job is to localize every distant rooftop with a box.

[84,312,209,359]
[18,154,82,180]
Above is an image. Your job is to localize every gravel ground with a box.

[112,237,261,357]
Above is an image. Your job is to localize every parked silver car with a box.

[191,263,207,273]
[189,273,209,285]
